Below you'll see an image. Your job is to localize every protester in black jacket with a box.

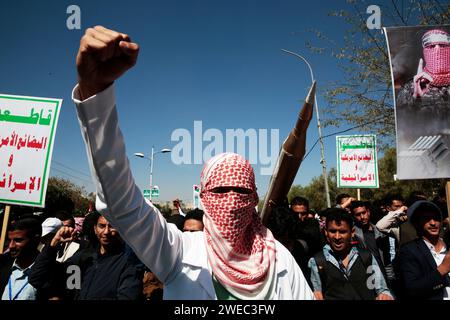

[395,201,450,300]
[29,212,143,300]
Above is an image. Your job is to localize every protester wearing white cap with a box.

[38,218,63,252]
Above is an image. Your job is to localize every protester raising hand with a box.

[50,226,77,247]
[76,25,140,100]
[72,26,315,300]
[437,250,450,276]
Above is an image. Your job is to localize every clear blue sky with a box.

[0,0,390,204]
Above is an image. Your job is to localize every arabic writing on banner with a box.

[0,94,62,207]
[336,135,379,188]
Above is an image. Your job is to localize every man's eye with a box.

[211,187,251,194]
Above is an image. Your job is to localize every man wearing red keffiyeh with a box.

[200,153,277,299]
[396,28,450,105]
[413,29,450,98]
[72,26,314,300]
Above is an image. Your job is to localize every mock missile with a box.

[260,81,316,226]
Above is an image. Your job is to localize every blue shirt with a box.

[307,244,392,297]
[1,261,37,300]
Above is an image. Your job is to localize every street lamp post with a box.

[281,49,331,208]
[150,146,155,192]
[134,146,171,200]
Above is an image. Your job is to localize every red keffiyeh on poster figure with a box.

[414,29,450,97]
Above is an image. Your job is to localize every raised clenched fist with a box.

[76,26,140,100]
[50,226,77,247]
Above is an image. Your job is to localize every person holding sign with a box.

[72,26,313,300]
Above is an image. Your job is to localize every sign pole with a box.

[0,205,11,254]
[357,188,361,201]
[446,181,450,223]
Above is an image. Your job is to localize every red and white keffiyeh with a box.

[414,29,450,97]
[200,153,277,299]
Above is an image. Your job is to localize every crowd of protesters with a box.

[268,191,450,300]
[1,188,448,300]
[0,204,207,300]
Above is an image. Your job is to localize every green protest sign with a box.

[336,134,379,188]
[0,94,62,207]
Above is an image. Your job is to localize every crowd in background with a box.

[1,186,449,300]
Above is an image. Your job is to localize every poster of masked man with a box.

[385,25,450,179]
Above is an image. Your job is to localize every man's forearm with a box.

[73,84,182,283]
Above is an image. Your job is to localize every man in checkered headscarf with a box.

[200,153,277,299]
[72,26,315,300]
[414,29,450,98]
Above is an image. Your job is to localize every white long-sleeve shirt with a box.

[73,84,314,300]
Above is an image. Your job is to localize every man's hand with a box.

[396,206,408,213]
[50,226,77,247]
[76,26,140,100]
[376,293,394,300]
[313,291,324,300]
[438,250,450,276]
[413,58,432,98]
[341,197,356,209]
[395,206,408,222]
